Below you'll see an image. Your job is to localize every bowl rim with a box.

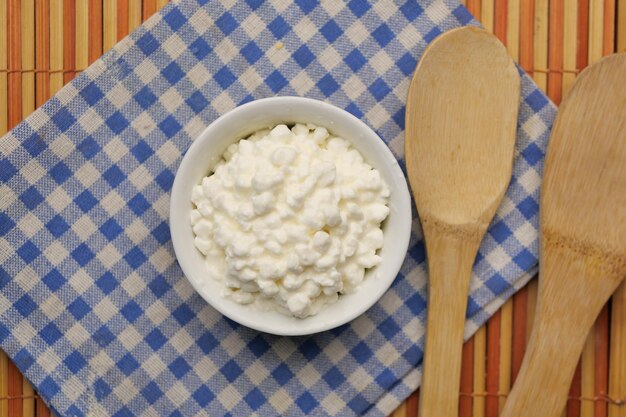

[170,96,412,336]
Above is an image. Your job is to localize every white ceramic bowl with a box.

[170,97,411,336]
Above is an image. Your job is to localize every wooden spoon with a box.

[500,53,626,417]
[405,27,520,417]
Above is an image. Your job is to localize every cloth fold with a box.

[0,0,556,415]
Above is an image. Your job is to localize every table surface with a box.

[0,1,624,416]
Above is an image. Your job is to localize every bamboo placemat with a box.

[0,1,624,416]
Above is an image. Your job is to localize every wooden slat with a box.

[128,0,141,32]
[506,0,520,59]
[595,306,609,417]
[482,0,495,32]
[406,390,418,417]
[7,0,21,129]
[562,0,577,96]
[0,0,7,136]
[103,0,116,52]
[474,327,487,417]
[76,0,88,72]
[602,0,614,55]
[157,0,169,9]
[533,0,548,90]
[7,361,21,417]
[22,378,33,417]
[21,0,35,118]
[460,338,474,417]
[588,0,604,63]
[49,0,63,94]
[62,0,75,83]
[518,0,534,73]
[567,363,582,417]
[619,0,626,52]
[526,279,538,341]
[609,282,626,417]
[143,0,157,20]
[117,0,129,41]
[35,0,50,107]
[499,300,513,412]
[88,0,102,63]
[511,287,528,382]
[582,336,595,417]
[485,312,500,417]
[547,0,564,104]
[0,352,8,417]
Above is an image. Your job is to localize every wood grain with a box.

[35,0,50,107]
[21,0,34,118]
[608,282,626,417]
[8,0,21,129]
[88,0,102,63]
[49,0,63,94]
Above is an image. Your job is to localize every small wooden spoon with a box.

[500,54,626,417]
[405,27,520,416]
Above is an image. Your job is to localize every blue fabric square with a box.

[378,316,401,339]
[526,89,549,111]
[295,0,317,13]
[453,5,474,24]
[121,300,142,323]
[19,186,44,210]
[369,78,391,100]
[151,221,171,244]
[141,381,164,405]
[134,86,158,109]
[15,294,38,317]
[14,348,35,371]
[172,304,194,326]
[81,82,104,105]
[64,351,87,373]
[317,74,340,97]
[0,158,17,182]
[272,363,293,385]
[298,339,321,360]
[159,116,182,137]
[113,406,133,417]
[131,140,154,163]
[100,218,123,241]
[321,20,342,42]
[220,359,243,382]
[163,7,186,31]
[75,190,98,212]
[146,329,168,351]
[124,247,147,268]
[186,91,209,113]
[466,297,481,317]
[345,49,367,72]
[43,269,66,291]
[518,196,539,219]
[94,325,116,348]
[351,341,373,364]
[71,243,95,266]
[155,170,175,191]
[245,0,263,10]
[521,142,544,165]
[402,345,422,365]
[106,112,130,134]
[96,272,118,295]
[406,292,426,315]
[214,67,237,89]
[392,107,405,129]
[94,378,112,400]
[513,248,536,270]
[0,267,8,290]
[268,16,289,39]
[193,386,215,407]
[375,369,396,390]
[136,32,159,55]
[292,45,315,68]
[18,241,41,264]
[424,27,442,43]
[51,108,76,132]
[216,12,238,35]
[196,332,218,354]
[40,322,63,345]
[485,274,510,295]
[348,394,370,414]
[68,298,91,320]
[266,70,288,92]
[169,357,192,378]
[128,194,150,216]
[50,161,72,184]
[397,52,417,76]
[400,2,423,20]
[0,213,15,236]
[345,103,364,118]
[148,274,171,297]
[372,23,394,47]
[323,366,345,389]
[348,0,371,17]
[39,376,61,398]
[77,136,101,159]
[246,388,267,411]
[162,62,185,85]
[241,41,263,64]
[117,353,141,376]
[248,335,270,357]
[190,37,212,60]
[489,221,512,243]
[103,165,125,188]
[22,133,46,157]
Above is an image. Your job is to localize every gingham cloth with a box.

[0,0,556,416]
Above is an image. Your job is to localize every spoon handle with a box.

[500,242,625,417]
[419,221,483,417]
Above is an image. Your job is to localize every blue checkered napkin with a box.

[0,0,556,416]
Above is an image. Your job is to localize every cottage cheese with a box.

[190,123,390,318]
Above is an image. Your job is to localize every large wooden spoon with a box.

[405,27,520,416]
[500,53,626,417]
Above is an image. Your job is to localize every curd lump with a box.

[190,123,390,318]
